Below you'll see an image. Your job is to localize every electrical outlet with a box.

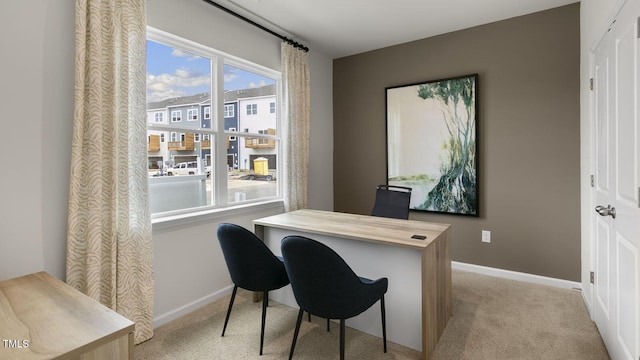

[482,230,491,243]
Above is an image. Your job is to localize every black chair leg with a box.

[327,318,330,331]
[308,312,311,322]
[381,295,387,353]
[260,291,268,355]
[221,285,238,337]
[289,308,304,360]
[340,319,346,360]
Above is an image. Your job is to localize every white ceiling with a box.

[217,0,578,58]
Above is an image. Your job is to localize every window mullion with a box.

[213,57,227,207]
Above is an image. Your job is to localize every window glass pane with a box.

[223,64,278,204]
[146,39,213,215]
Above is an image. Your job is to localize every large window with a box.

[146,28,281,217]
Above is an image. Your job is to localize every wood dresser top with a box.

[0,272,135,360]
[254,209,450,250]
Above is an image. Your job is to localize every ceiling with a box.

[216,0,578,58]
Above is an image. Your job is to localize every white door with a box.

[592,1,640,359]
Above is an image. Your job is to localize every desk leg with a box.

[252,225,266,303]
[421,229,452,360]
[421,243,437,359]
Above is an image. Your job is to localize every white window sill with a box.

[151,200,284,231]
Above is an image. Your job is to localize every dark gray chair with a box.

[371,185,412,220]
[217,223,290,355]
[281,235,388,360]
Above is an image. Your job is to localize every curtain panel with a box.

[281,43,311,212]
[67,0,153,344]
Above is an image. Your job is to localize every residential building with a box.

[145,85,276,174]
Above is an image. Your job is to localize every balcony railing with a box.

[245,128,276,149]
[245,138,275,149]
[168,133,195,151]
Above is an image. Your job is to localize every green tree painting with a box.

[415,75,477,215]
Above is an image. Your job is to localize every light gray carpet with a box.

[135,270,609,359]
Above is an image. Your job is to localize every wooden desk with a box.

[254,209,451,359]
[0,272,135,360]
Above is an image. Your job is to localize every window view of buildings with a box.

[146,84,277,177]
[146,35,280,215]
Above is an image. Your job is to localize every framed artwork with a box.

[385,74,479,216]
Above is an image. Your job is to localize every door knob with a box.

[595,205,616,219]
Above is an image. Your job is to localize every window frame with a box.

[171,110,182,122]
[224,104,234,118]
[246,103,257,115]
[146,27,283,221]
[187,108,199,121]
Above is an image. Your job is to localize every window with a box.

[258,129,270,145]
[270,102,276,114]
[171,110,182,122]
[146,28,281,218]
[224,104,234,118]
[187,108,198,121]
[154,112,164,123]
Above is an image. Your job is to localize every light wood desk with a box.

[254,209,451,359]
[0,272,135,360]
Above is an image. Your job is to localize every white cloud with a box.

[147,68,210,102]
[249,80,267,88]
[171,48,201,61]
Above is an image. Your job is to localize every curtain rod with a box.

[201,0,309,52]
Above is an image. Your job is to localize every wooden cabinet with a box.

[0,272,134,360]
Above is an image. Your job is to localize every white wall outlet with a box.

[482,230,491,243]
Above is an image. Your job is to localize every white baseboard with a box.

[452,261,582,291]
[153,264,582,329]
[153,285,234,329]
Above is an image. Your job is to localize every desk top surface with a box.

[0,271,135,360]
[254,209,450,250]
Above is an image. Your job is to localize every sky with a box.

[146,40,276,103]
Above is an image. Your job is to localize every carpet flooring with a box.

[135,270,610,359]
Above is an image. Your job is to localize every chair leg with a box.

[288,308,304,360]
[308,312,311,322]
[260,291,268,355]
[221,285,238,337]
[340,319,346,360]
[327,318,330,332]
[381,295,387,353]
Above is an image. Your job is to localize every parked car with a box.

[166,161,199,176]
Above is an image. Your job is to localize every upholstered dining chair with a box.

[371,184,412,220]
[281,235,388,360]
[216,223,290,355]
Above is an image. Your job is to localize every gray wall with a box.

[333,4,581,281]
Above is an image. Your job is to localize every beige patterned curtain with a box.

[67,0,153,344]
[281,43,310,212]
